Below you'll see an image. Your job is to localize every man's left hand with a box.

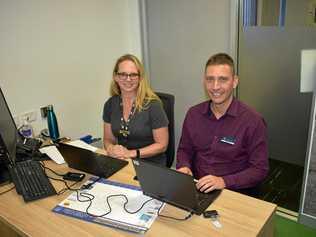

[196,175,226,193]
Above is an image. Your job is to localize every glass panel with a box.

[243,0,258,26]
[243,0,316,27]
[303,96,316,218]
[259,0,281,26]
[286,0,316,26]
[238,27,315,165]
[243,0,280,26]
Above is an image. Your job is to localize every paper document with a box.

[68,140,98,152]
[53,178,164,233]
[39,146,65,164]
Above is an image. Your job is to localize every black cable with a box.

[42,164,193,222]
[0,185,15,196]
[75,191,154,218]
[76,191,98,215]
[157,202,193,221]
[59,180,81,194]
[39,161,193,221]
[40,161,193,221]
[40,159,102,196]
[105,194,154,214]
[80,177,101,190]
[70,178,193,221]
[39,161,82,194]
[40,162,65,177]
[81,192,193,221]
[45,175,81,195]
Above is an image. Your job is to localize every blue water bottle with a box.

[47,105,60,141]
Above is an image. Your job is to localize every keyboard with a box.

[196,190,211,205]
[9,160,56,202]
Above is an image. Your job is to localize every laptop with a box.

[132,159,221,215]
[57,143,128,178]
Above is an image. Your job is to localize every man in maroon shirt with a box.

[176,53,268,196]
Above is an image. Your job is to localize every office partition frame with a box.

[299,94,316,229]
[138,0,150,77]
[139,0,239,80]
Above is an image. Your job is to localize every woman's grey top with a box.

[103,95,168,165]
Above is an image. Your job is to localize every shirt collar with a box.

[202,97,238,118]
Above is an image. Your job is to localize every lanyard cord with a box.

[119,98,136,140]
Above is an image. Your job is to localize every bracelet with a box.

[136,149,140,159]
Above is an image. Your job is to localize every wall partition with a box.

[139,0,236,166]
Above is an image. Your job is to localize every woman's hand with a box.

[107,144,136,160]
[107,144,126,159]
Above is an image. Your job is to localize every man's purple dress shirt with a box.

[176,98,269,190]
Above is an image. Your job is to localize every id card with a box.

[220,136,236,145]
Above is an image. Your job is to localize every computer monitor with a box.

[0,134,11,184]
[0,87,19,184]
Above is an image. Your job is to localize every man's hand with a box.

[196,175,226,193]
[177,167,193,176]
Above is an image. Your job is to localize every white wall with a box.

[0,0,142,139]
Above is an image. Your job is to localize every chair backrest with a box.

[156,92,175,168]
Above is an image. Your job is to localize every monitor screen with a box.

[0,87,18,163]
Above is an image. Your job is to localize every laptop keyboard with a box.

[101,165,115,178]
[196,191,211,203]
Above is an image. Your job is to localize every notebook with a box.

[132,159,221,215]
[57,143,128,178]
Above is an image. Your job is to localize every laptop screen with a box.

[57,143,128,178]
[132,159,204,213]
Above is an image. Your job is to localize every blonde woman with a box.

[103,54,169,165]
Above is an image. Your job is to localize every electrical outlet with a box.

[40,105,51,118]
[20,110,37,123]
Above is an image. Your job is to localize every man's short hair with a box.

[205,53,235,75]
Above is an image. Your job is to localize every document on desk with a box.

[39,140,97,165]
[67,140,98,152]
[52,177,164,234]
[39,145,65,164]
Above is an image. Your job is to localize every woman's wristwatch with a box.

[136,149,140,159]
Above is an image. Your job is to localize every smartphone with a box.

[63,172,85,181]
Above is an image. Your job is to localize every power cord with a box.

[47,175,82,195]
[108,195,154,215]
[39,162,193,221]
[40,162,65,177]
[157,202,193,221]
[40,161,103,195]
[75,192,154,218]
[39,162,82,195]
[80,177,101,190]
[76,190,193,221]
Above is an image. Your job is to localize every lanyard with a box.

[119,98,136,141]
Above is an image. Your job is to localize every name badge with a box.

[220,136,236,145]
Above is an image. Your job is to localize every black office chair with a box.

[156,92,175,168]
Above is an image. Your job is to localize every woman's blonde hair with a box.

[110,54,161,111]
